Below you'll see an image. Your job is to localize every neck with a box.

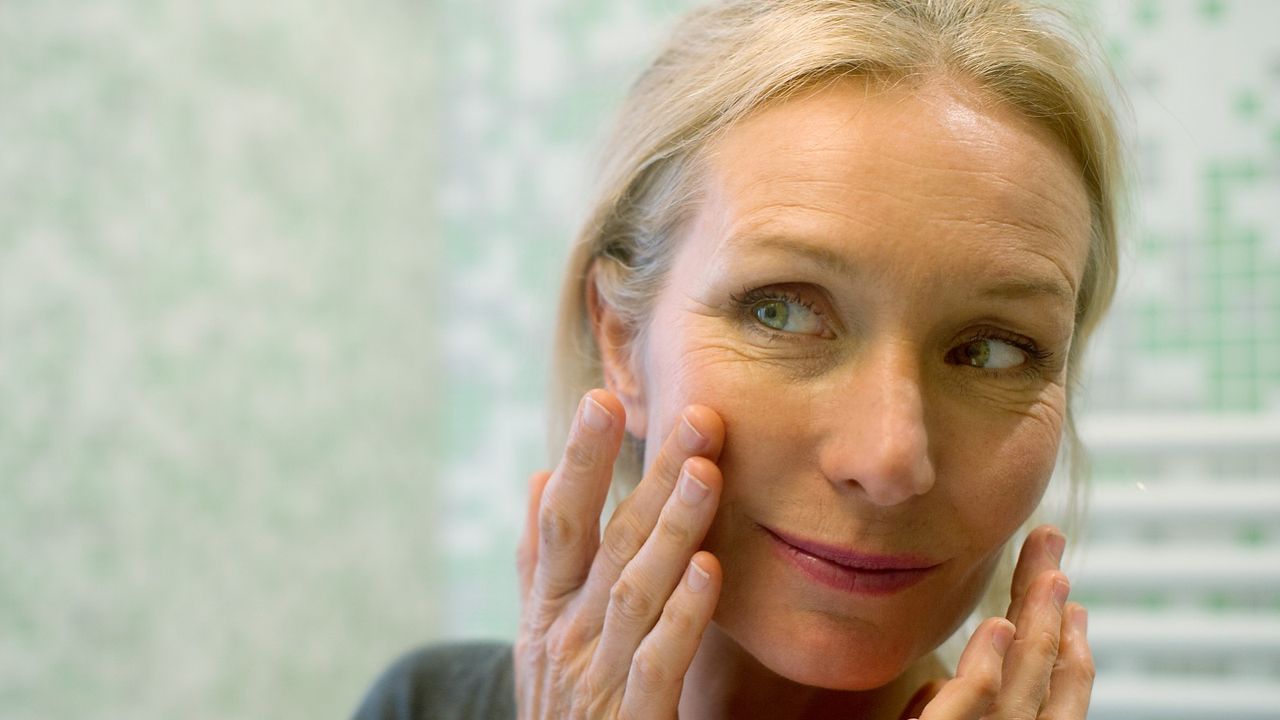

[677,622,947,720]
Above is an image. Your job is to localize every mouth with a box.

[760,524,941,596]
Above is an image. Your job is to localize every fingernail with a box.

[991,620,1014,657]
[1052,577,1070,611]
[687,558,710,592]
[678,415,708,453]
[582,395,612,432]
[1046,531,1066,566]
[1071,605,1088,636]
[678,466,710,505]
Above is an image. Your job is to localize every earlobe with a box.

[586,261,648,438]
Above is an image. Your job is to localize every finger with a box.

[577,405,724,617]
[1039,602,1095,718]
[990,570,1070,718]
[915,617,1012,720]
[588,457,722,684]
[533,390,626,605]
[1006,525,1065,624]
[517,470,552,603]
[618,551,722,719]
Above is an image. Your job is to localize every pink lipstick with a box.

[762,525,940,595]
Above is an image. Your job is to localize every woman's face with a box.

[612,77,1091,690]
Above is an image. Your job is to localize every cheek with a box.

[934,387,1067,553]
[651,339,814,492]
[646,329,762,433]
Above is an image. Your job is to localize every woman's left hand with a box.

[903,525,1094,719]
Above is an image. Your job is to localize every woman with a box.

[357,0,1122,717]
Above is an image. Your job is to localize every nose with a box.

[817,343,936,506]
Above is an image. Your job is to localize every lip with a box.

[761,525,941,596]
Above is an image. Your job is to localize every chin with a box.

[766,648,909,692]
[722,608,926,691]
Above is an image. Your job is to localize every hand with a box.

[514,389,726,718]
[904,525,1095,719]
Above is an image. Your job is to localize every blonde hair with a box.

[549,0,1123,626]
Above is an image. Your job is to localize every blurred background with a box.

[1,0,1277,718]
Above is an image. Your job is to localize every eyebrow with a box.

[977,277,1076,304]
[732,235,1077,305]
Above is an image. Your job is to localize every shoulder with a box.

[352,640,515,720]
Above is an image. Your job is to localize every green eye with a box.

[746,295,825,335]
[959,339,991,367]
[755,300,790,330]
[955,338,1025,369]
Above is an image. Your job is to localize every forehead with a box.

[694,77,1092,299]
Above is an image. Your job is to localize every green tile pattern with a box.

[2,0,1278,717]
[2,2,441,718]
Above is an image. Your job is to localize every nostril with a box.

[822,424,935,506]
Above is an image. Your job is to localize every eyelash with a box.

[961,329,1056,380]
[728,286,827,338]
[732,284,819,317]
[728,285,1056,379]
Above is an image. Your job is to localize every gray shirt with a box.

[353,641,516,720]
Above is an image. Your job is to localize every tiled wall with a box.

[3,1,1277,717]
[2,3,440,718]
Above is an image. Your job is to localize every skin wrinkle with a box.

[598,76,1091,718]
[699,262,1074,386]
[730,178,1084,253]
[682,270,1071,407]
[714,180,1083,289]
[714,89,1091,255]
[722,233,1077,315]
[677,317,845,381]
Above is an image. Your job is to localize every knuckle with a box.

[538,502,579,548]
[563,434,601,472]
[602,511,648,564]
[523,595,558,636]
[613,494,636,516]
[969,668,1001,702]
[542,620,578,666]
[544,620,589,669]
[609,573,659,626]
[1032,627,1062,663]
[597,536,637,581]
[544,629,574,668]
[629,648,669,696]
[659,599,698,637]
[655,508,696,547]
[1073,652,1097,684]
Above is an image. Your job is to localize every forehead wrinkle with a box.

[732,200,888,244]
[720,231,859,279]
[727,146,1086,255]
[718,232,1078,315]
[857,158,1086,237]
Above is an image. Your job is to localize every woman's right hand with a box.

[514,389,726,719]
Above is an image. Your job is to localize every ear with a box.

[586,260,648,439]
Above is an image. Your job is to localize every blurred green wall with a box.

[3,0,1278,718]
[2,2,441,717]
